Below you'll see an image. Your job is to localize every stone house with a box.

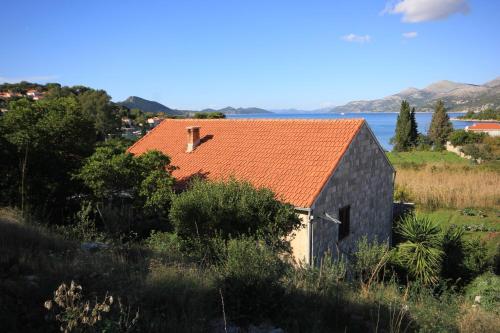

[128,119,395,264]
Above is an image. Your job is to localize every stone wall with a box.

[310,124,394,263]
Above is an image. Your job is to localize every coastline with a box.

[450,118,500,123]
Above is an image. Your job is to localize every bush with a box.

[169,178,301,253]
[461,143,493,161]
[352,236,390,284]
[215,237,288,324]
[394,184,413,202]
[465,272,500,314]
[146,231,182,255]
[449,129,485,147]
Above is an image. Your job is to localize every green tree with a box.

[77,144,175,232]
[428,100,453,149]
[391,100,412,151]
[77,90,121,140]
[0,97,96,219]
[409,107,419,146]
[169,178,301,253]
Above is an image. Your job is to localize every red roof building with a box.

[129,118,395,263]
[466,123,500,137]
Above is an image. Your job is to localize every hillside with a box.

[328,77,500,113]
[201,106,272,114]
[118,96,272,115]
[117,96,185,116]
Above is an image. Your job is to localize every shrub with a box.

[352,236,390,284]
[461,143,493,161]
[215,237,288,324]
[465,272,500,314]
[394,184,413,203]
[169,178,301,253]
[393,215,443,285]
[449,129,485,147]
[146,231,182,256]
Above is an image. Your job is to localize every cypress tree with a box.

[428,100,453,149]
[391,100,412,152]
[409,107,419,146]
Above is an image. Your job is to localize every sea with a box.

[227,112,471,150]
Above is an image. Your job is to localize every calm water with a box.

[227,112,470,150]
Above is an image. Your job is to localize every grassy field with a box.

[387,150,469,166]
[387,151,500,209]
[417,208,500,258]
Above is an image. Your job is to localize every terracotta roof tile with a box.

[128,119,365,207]
[468,123,500,131]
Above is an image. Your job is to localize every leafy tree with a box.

[77,144,175,233]
[391,100,412,151]
[77,90,121,140]
[428,100,453,149]
[0,97,96,219]
[169,178,301,253]
[393,215,443,285]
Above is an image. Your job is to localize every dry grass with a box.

[457,306,500,333]
[395,164,500,209]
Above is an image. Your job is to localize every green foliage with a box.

[391,100,418,151]
[428,100,453,149]
[146,231,181,253]
[394,184,413,202]
[440,226,488,284]
[293,252,347,296]
[394,215,443,285]
[77,145,175,235]
[169,178,301,253]
[54,201,106,242]
[352,236,390,283]
[461,142,493,161]
[193,111,226,119]
[77,90,121,140]
[449,129,485,147]
[215,237,288,323]
[409,107,418,145]
[465,272,500,313]
[0,97,97,219]
[78,147,174,210]
[460,108,500,121]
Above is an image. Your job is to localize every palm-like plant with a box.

[395,215,443,285]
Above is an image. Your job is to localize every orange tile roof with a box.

[468,123,500,131]
[128,119,365,207]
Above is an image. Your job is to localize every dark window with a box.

[338,205,350,240]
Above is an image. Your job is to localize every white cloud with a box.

[341,34,371,43]
[0,75,59,83]
[402,31,418,38]
[385,0,469,23]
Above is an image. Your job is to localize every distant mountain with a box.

[118,96,185,116]
[201,106,272,114]
[118,97,272,116]
[328,77,500,113]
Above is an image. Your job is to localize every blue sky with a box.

[1,0,499,110]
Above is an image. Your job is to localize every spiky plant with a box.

[395,215,443,285]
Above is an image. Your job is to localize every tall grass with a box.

[395,164,500,209]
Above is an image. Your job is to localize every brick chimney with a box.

[186,126,201,152]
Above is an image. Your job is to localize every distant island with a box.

[325,76,500,113]
[117,96,272,116]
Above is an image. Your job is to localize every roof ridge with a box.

[160,118,366,122]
